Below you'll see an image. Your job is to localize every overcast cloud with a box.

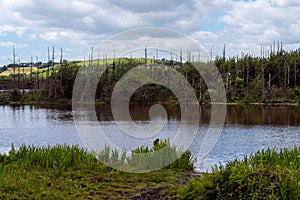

[0,0,299,65]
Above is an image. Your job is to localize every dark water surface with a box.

[0,104,299,171]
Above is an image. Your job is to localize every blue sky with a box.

[0,0,300,66]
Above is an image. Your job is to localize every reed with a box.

[0,142,191,199]
[0,139,194,172]
[178,146,300,199]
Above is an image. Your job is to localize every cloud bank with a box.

[0,0,299,65]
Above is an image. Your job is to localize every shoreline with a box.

[1,100,299,107]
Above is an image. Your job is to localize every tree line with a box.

[0,46,299,104]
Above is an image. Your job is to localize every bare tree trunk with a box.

[268,73,271,102]
[145,47,147,64]
[30,55,33,97]
[246,60,249,93]
[60,48,64,98]
[180,49,183,70]
[287,64,290,87]
[294,58,297,88]
[52,46,56,99]
[261,46,265,102]
[13,46,16,88]
[22,63,25,100]
[185,72,188,101]
[235,55,238,95]
[269,73,271,88]
[223,44,226,61]
[47,46,50,96]
[18,58,21,86]
[199,78,202,105]
[36,56,39,91]
[284,58,287,95]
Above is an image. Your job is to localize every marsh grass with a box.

[178,146,300,200]
[98,139,194,172]
[0,141,194,199]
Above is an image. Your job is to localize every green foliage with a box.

[0,143,189,199]
[97,139,194,172]
[129,139,194,171]
[1,51,300,103]
[178,146,300,200]
[0,141,193,173]
[0,144,103,171]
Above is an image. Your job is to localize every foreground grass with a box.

[178,146,300,200]
[0,143,194,199]
[1,144,299,199]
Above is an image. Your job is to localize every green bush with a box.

[178,146,300,200]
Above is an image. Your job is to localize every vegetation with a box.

[1,143,299,199]
[0,141,194,199]
[178,146,300,200]
[0,45,300,104]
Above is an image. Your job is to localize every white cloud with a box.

[0,0,299,65]
[0,0,221,38]
[0,41,28,48]
[0,25,26,37]
[221,0,300,44]
[189,0,300,57]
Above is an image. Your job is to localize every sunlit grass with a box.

[0,141,194,199]
[178,146,300,199]
[0,67,38,76]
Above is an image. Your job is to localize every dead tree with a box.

[12,46,16,88]
[199,78,203,105]
[246,59,249,93]
[294,57,297,88]
[180,49,183,70]
[284,57,287,95]
[22,61,25,100]
[47,46,50,95]
[60,48,64,97]
[35,56,39,91]
[52,46,57,99]
[145,47,147,64]
[223,44,226,60]
[17,58,20,87]
[261,46,265,102]
[29,55,33,97]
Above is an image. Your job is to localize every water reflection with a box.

[34,103,300,126]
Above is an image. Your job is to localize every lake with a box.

[0,104,299,171]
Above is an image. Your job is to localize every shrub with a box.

[178,146,300,199]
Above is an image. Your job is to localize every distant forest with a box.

[0,44,299,104]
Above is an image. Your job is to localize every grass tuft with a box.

[178,146,300,200]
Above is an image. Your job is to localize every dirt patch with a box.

[130,186,171,200]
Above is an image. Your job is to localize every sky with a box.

[0,0,300,66]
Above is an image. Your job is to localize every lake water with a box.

[0,104,299,172]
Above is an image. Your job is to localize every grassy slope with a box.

[0,61,68,78]
[0,58,152,77]
[0,67,38,76]
[0,163,188,199]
